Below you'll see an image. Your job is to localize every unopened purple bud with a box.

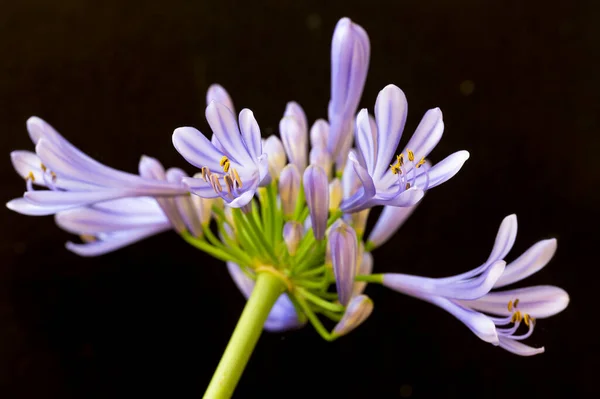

[328,17,370,159]
[280,116,308,171]
[303,165,329,240]
[329,219,357,305]
[310,119,330,149]
[284,102,308,138]
[263,135,287,180]
[352,251,373,297]
[309,146,332,176]
[332,294,373,337]
[283,221,303,256]
[279,164,301,218]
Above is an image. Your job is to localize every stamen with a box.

[210,174,222,194]
[507,300,513,312]
[223,175,234,198]
[407,150,415,162]
[390,163,402,175]
[510,311,522,323]
[26,171,35,182]
[80,234,97,243]
[514,298,520,308]
[40,163,47,172]
[231,168,242,188]
[523,314,531,327]
[201,166,211,182]
[416,158,426,168]
[405,183,411,190]
[397,154,404,166]
[220,156,231,173]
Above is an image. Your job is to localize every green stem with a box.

[354,274,384,284]
[203,273,284,399]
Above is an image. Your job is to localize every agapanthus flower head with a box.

[340,84,470,213]
[6,14,570,398]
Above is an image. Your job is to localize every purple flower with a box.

[227,262,305,332]
[382,215,569,355]
[328,18,370,167]
[329,219,358,306]
[340,84,470,213]
[7,117,188,215]
[303,165,329,240]
[206,84,235,112]
[172,102,268,208]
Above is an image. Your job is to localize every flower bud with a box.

[303,165,329,240]
[332,295,374,337]
[279,164,301,218]
[283,221,303,256]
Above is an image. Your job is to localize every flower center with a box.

[201,157,244,200]
[388,150,429,191]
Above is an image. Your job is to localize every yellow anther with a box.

[210,174,222,193]
[405,183,411,190]
[397,153,404,166]
[507,300,513,312]
[220,156,231,172]
[511,311,523,323]
[26,171,35,182]
[40,163,47,172]
[416,157,426,168]
[514,298,520,308]
[50,171,57,181]
[390,163,402,175]
[231,168,242,188]
[523,314,531,327]
[407,150,415,162]
[80,234,97,243]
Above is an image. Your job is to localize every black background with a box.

[1,1,598,398]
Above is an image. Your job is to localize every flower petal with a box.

[6,198,68,216]
[355,108,377,174]
[172,126,225,171]
[205,101,253,165]
[415,150,470,188]
[382,260,505,301]
[55,206,168,234]
[497,336,545,356]
[367,204,419,248]
[239,109,262,160]
[465,285,569,319]
[373,85,408,180]
[206,84,235,113]
[402,107,444,160]
[65,225,171,257]
[423,295,499,344]
[494,239,557,288]
[263,135,286,179]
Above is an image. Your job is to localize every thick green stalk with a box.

[203,272,284,399]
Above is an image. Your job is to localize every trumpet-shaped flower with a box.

[340,84,470,213]
[382,215,569,355]
[7,117,188,215]
[172,102,268,208]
